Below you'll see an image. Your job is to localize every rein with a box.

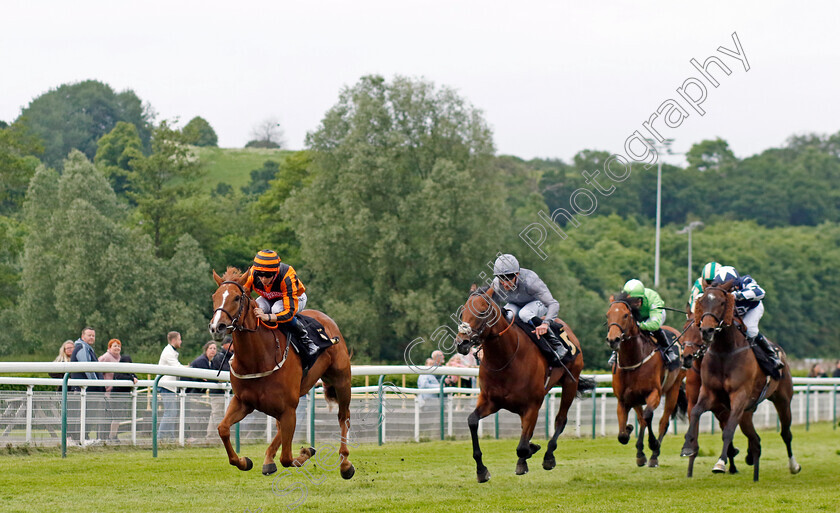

[608,300,657,371]
[459,290,519,372]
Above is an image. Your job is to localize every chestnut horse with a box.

[681,282,801,481]
[455,285,594,483]
[681,313,740,474]
[209,268,355,479]
[606,293,687,468]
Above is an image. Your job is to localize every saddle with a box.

[645,331,682,372]
[749,341,783,381]
[513,318,577,365]
[260,314,338,373]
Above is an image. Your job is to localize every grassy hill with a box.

[194,146,292,191]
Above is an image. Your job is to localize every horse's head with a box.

[605,292,640,350]
[680,317,705,368]
[455,284,503,355]
[694,280,736,343]
[209,268,252,340]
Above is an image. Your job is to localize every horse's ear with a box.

[608,294,615,302]
[470,283,477,293]
[724,291,735,325]
[212,270,223,286]
[486,287,494,298]
[694,299,703,326]
[722,279,735,292]
[239,268,251,287]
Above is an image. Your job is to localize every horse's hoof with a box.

[301,447,316,458]
[618,433,630,445]
[712,459,726,473]
[791,464,801,474]
[745,452,754,466]
[242,457,253,471]
[542,457,556,471]
[680,446,696,458]
[529,443,541,456]
[477,468,491,483]
[636,456,647,467]
[648,458,659,468]
[340,464,356,480]
[728,466,739,474]
[262,463,277,476]
[515,461,529,475]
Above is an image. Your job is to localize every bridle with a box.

[212,281,257,333]
[457,291,517,372]
[697,286,729,333]
[606,300,639,347]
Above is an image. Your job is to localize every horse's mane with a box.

[221,267,244,281]
[471,284,504,306]
[613,291,642,322]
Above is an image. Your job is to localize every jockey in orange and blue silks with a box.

[245,249,316,354]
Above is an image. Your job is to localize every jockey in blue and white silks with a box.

[711,266,783,370]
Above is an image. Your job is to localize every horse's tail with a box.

[575,376,597,397]
[323,383,338,406]
[675,382,688,421]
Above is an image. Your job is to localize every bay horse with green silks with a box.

[209,268,355,479]
[455,284,595,483]
[681,281,801,481]
[606,292,687,468]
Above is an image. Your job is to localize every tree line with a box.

[0,77,838,365]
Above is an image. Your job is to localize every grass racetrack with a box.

[1,423,837,512]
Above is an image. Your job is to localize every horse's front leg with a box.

[515,405,541,476]
[544,378,577,471]
[713,391,749,475]
[682,388,711,477]
[633,405,648,467]
[468,396,498,483]
[218,396,255,471]
[277,407,315,468]
[262,418,284,476]
[616,399,633,445]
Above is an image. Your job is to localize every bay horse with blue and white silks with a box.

[680,281,801,482]
[606,292,687,468]
[209,268,355,479]
[681,311,741,474]
[455,284,595,483]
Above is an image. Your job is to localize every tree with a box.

[247,117,284,149]
[16,80,152,169]
[128,121,205,255]
[94,121,144,197]
[241,160,281,196]
[686,138,737,172]
[182,116,218,147]
[0,122,44,214]
[290,75,507,360]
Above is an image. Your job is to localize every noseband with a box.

[698,286,729,332]
[606,300,637,345]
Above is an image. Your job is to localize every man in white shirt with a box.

[157,331,187,441]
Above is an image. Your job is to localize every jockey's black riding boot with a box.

[288,316,317,355]
[750,333,783,370]
[652,329,674,365]
[531,317,567,366]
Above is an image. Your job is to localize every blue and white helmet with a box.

[493,254,520,277]
[711,265,739,286]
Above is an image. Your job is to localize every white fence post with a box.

[25,385,33,443]
[131,388,138,446]
[178,388,186,445]
[80,387,87,443]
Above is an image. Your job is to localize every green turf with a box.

[0,423,836,513]
[194,146,292,191]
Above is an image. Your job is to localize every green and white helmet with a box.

[701,262,721,282]
[623,279,645,298]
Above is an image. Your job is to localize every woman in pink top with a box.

[98,339,124,443]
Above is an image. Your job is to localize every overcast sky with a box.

[3,1,838,164]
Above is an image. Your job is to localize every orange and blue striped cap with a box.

[253,249,281,272]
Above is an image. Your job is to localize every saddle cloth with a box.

[261,314,338,373]
[512,318,577,364]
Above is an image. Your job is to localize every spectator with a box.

[212,338,233,372]
[431,350,445,367]
[111,353,139,443]
[833,360,840,378]
[157,331,189,442]
[190,341,223,440]
[53,340,74,363]
[69,327,104,445]
[98,339,136,443]
[416,358,440,409]
[444,354,466,387]
[808,363,828,378]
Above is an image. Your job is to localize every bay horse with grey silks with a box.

[209,268,355,479]
[681,281,801,482]
[606,292,687,468]
[681,311,741,474]
[455,284,595,483]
